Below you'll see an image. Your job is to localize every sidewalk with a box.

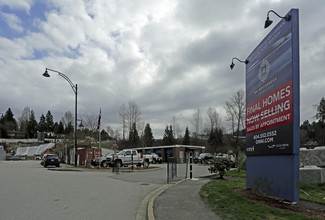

[153,178,221,220]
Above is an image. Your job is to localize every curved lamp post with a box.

[43,68,78,167]
[230,57,248,70]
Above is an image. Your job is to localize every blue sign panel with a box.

[245,10,299,156]
[245,9,300,202]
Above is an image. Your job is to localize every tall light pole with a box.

[43,68,78,167]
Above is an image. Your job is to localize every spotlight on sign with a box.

[264,10,291,29]
[230,57,248,70]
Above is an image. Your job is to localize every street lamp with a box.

[43,68,78,167]
[264,10,291,29]
[230,57,248,70]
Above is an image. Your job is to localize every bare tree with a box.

[224,102,235,135]
[61,111,73,128]
[82,113,98,131]
[170,116,182,138]
[114,129,121,140]
[126,100,141,132]
[118,101,142,141]
[106,125,115,137]
[18,106,31,131]
[224,89,245,169]
[118,104,127,140]
[191,108,203,138]
[228,90,245,132]
[205,107,221,134]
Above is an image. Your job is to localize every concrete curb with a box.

[47,166,162,172]
[47,168,83,172]
[136,179,186,220]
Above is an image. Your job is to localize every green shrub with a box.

[209,158,232,178]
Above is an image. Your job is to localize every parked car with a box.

[43,154,60,167]
[34,155,41,160]
[151,153,162,164]
[91,153,107,167]
[6,155,22,161]
[108,149,151,168]
[194,153,214,164]
[40,154,50,166]
[99,153,117,167]
[215,153,229,159]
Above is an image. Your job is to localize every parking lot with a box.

[0,160,212,220]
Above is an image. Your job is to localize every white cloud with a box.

[0,11,24,32]
[0,0,34,12]
[0,0,324,138]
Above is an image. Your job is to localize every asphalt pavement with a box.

[1,160,221,220]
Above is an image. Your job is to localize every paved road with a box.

[0,160,212,220]
[0,160,160,220]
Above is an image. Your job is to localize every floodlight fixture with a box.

[264,10,291,29]
[43,69,50,77]
[230,57,248,70]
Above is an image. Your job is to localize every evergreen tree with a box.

[3,108,17,131]
[53,122,59,134]
[129,122,139,147]
[168,125,174,144]
[101,129,109,140]
[208,128,224,152]
[45,110,54,132]
[208,129,217,146]
[215,128,224,146]
[300,120,311,130]
[316,97,325,125]
[163,125,174,145]
[38,114,47,132]
[143,123,154,147]
[27,110,38,138]
[162,126,169,145]
[0,114,7,137]
[315,97,325,145]
[58,121,65,134]
[65,121,74,134]
[182,127,190,145]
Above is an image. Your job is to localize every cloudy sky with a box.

[0,0,324,138]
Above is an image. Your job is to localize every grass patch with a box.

[90,142,115,150]
[300,183,325,205]
[226,169,246,178]
[226,170,325,205]
[200,170,321,219]
[98,142,114,150]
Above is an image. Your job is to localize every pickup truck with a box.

[108,149,152,168]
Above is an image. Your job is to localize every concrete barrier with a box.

[300,165,325,184]
[300,147,325,184]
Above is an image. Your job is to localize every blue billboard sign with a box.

[245,9,299,156]
[245,9,300,202]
